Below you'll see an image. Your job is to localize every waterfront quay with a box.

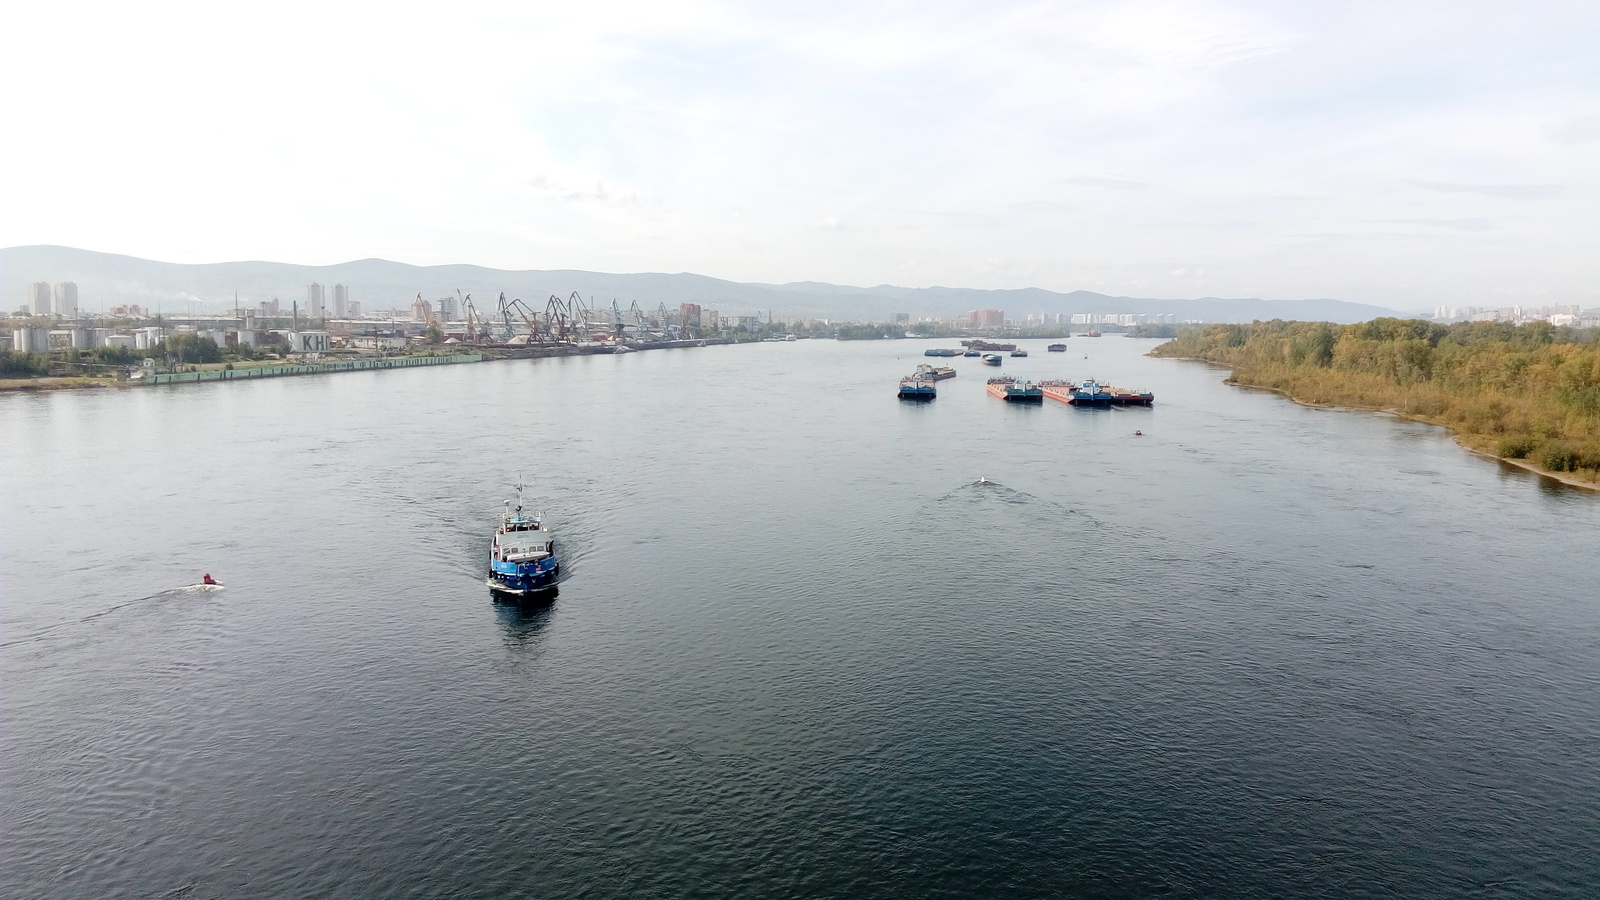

[137,353,485,385]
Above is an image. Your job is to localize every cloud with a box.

[818,216,843,229]
[1012,201,1080,213]
[1057,176,1148,190]
[526,176,655,207]
[1385,217,1496,231]
[1543,114,1600,144]
[1409,181,1566,199]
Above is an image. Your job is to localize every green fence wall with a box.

[140,354,484,385]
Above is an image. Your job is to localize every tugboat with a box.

[981,353,1003,366]
[1010,348,1028,357]
[898,372,937,400]
[963,349,982,357]
[1047,343,1067,352]
[487,483,559,596]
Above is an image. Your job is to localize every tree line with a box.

[1151,319,1600,483]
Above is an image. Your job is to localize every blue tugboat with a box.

[487,484,559,596]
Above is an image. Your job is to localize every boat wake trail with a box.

[0,586,220,650]
[936,478,1108,527]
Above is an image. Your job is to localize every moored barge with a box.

[1040,378,1154,406]
[986,376,1044,403]
[898,374,937,400]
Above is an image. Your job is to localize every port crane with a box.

[543,292,590,343]
[503,294,544,342]
[459,290,492,344]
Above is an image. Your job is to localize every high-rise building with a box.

[307,283,326,319]
[30,282,52,316]
[438,295,459,321]
[679,303,702,332]
[347,300,362,318]
[332,284,349,318]
[968,309,1003,327]
[53,282,79,317]
[412,295,434,323]
[701,308,718,330]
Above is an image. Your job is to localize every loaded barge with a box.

[1040,378,1154,406]
[898,373,938,400]
[986,376,1044,403]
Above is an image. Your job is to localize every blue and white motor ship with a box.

[487,484,559,595]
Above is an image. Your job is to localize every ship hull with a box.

[487,563,560,595]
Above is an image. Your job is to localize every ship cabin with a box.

[494,526,555,566]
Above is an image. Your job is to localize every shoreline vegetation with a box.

[1151,319,1600,489]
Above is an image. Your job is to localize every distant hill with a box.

[0,245,1414,324]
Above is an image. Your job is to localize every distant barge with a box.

[1040,378,1154,406]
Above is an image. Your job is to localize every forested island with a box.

[1151,319,1600,487]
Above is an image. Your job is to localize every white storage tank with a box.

[288,331,331,355]
[13,326,51,353]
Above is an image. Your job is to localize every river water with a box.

[3,338,1597,898]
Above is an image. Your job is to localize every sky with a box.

[3,0,1597,307]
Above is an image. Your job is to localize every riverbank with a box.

[1151,320,1600,490]
[0,339,716,393]
[136,353,484,385]
[1209,371,1600,490]
[0,376,119,392]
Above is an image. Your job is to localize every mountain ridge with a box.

[0,245,1416,323]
